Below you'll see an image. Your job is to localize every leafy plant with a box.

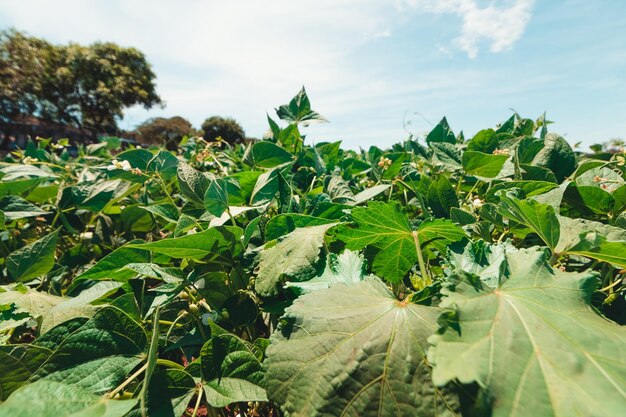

[1,88,625,417]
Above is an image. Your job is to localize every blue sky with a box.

[1,0,624,149]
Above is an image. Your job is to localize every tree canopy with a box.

[135,116,196,149]
[201,116,245,144]
[0,29,161,136]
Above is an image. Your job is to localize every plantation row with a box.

[0,88,625,417]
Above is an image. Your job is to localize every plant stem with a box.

[191,385,204,417]
[141,307,161,417]
[411,230,429,279]
[109,362,148,398]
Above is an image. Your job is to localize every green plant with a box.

[0,89,625,417]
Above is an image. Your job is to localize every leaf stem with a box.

[412,230,429,280]
[108,362,148,398]
[190,385,204,417]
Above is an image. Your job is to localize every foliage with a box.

[1,88,626,417]
[0,29,161,134]
[135,116,196,149]
[201,116,246,145]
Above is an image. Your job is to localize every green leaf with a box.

[497,191,560,250]
[251,141,293,168]
[198,333,267,407]
[6,229,59,282]
[285,249,366,292]
[335,202,465,283]
[485,180,558,203]
[429,247,626,417]
[334,202,414,283]
[462,151,508,178]
[565,233,626,269]
[265,214,336,241]
[40,281,124,334]
[426,175,458,218]
[467,128,498,153]
[204,178,236,216]
[146,149,179,179]
[326,172,355,203]
[351,183,391,205]
[129,226,243,261]
[430,142,462,168]
[555,215,626,253]
[250,167,280,206]
[177,162,210,204]
[0,380,137,417]
[203,378,267,408]
[566,185,615,214]
[531,133,576,182]
[140,203,179,223]
[426,117,455,145]
[265,277,457,417]
[0,345,51,400]
[121,263,184,283]
[255,224,335,296]
[200,334,263,384]
[0,195,48,220]
[0,285,63,322]
[0,177,44,197]
[33,307,146,379]
[275,86,327,124]
[39,355,142,395]
[74,240,150,283]
[447,240,517,288]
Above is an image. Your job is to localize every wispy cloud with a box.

[398,0,535,58]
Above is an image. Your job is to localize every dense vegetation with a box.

[0,29,161,136]
[0,88,625,417]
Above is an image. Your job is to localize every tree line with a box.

[0,29,248,149]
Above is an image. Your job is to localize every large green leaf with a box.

[40,281,123,334]
[275,86,327,124]
[334,202,465,283]
[497,191,560,250]
[0,345,51,400]
[196,333,268,407]
[265,213,336,240]
[426,117,456,145]
[32,307,146,379]
[255,224,335,296]
[129,226,243,261]
[0,285,63,325]
[467,129,498,153]
[0,380,137,417]
[285,249,366,292]
[0,195,48,220]
[74,240,150,283]
[462,151,508,178]
[265,277,457,417]
[177,162,210,204]
[555,216,626,253]
[251,141,293,168]
[427,176,458,218]
[204,177,239,216]
[565,233,626,269]
[531,133,576,182]
[6,229,59,282]
[429,248,626,417]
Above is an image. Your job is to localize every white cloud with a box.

[398,0,535,58]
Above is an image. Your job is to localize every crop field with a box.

[0,89,625,417]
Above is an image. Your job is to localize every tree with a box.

[0,30,52,124]
[201,116,245,145]
[0,29,162,138]
[135,116,196,150]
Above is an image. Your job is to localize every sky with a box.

[1,0,625,150]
